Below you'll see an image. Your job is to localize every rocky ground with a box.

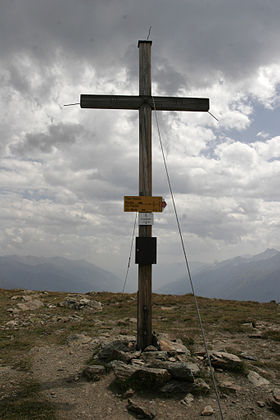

[0,288,279,419]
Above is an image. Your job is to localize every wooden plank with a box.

[137,264,152,349]
[80,94,209,112]
[138,41,153,350]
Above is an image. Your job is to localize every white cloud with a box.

[0,0,280,280]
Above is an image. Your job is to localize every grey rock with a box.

[247,370,270,386]
[219,380,241,394]
[131,359,146,366]
[127,399,156,419]
[5,320,18,327]
[111,361,139,382]
[180,393,194,406]
[160,377,210,396]
[268,395,280,414]
[98,339,136,363]
[201,405,214,416]
[160,379,193,394]
[143,345,158,352]
[240,352,258,361]
[168,362,200,381]
[16,299,44,311]
[191,378,211,395]
[146,360,199,382]
[209,351,244,372]
[7,308,20,314]
[80,297,102,310]
[248,333,264,339]
[22,295,34,302]
[140,351,169,363]
[121,388,134,399]
[158,337,191,356]
[83,365,106,381]
[112,360,171,389]
[59,295,102,311]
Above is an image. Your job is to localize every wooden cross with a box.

[80,40,209,350]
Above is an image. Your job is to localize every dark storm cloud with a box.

[10,123,86,155]
[1,0,280,89]
[1,0,280,269]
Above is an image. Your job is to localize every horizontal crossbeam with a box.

[80,94,209,112]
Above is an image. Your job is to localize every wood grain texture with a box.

[80,94,209,112]
[80,40,210,351]
[137,264,152,350]
[137,41,153,350]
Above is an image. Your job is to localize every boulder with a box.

[16,299,44,311]
[158,337,191,357]
[98,339,136,363]
[111,361,139,382]
[240,352,257,361]
[201,405,214,416]
[247,370,270,386]
[180,393,194,406]
[143,345,158,352]
[192,378,211,395]
[140,351,169,363]
[83,365,106,381]
[166,361,199,381]
[209,351,244,372]
[160,379,193,394]
[5,320,18,328]
[112,360,171,389]
[127,399,156,419]
[160,378,210,395]
[59,295,102,311]
[268,391,280,414]
[146,360,199,382]
[219,380,241,394]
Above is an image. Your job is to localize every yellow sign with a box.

[124,196,162,212]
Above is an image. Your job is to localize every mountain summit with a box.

[0,256,122,293]
[157,249,280,302]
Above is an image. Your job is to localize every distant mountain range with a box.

[157,248,280,302]
[0,255,122,293]
[1,249,280,302]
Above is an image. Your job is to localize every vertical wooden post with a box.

[137,40,153,350]
[80,40,209,351]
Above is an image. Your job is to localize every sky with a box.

[1,0,280,288]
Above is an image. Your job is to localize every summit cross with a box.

[80,40,209,350]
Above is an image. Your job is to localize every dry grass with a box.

[0,288,279,418]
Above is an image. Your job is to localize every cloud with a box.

[0,0,280,278]
[10,123,85,155]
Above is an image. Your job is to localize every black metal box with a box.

[135,237,157,264]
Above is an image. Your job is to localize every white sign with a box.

[138,212,154,225]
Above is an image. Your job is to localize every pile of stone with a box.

[82,334,280,417]
[58,295,102,311]
[7,293,44,313]
[86,334,211,396]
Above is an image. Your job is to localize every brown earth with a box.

[0,289,279,419]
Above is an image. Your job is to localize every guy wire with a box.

[122,212,138,293]
[152,97,224,420]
